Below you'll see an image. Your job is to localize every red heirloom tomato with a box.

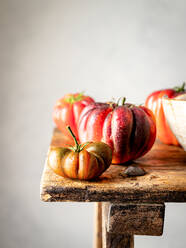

[53,93,94,140]
[145,83,185,145]
[78,98,156,164]
[48,126,112,180]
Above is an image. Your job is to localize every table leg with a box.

[103,233,134,248]
[100,202,165,248]
[94,202,102,248]
[102,203,134,248]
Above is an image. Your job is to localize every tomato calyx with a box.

[116,97,137,108]
[107,97,137,109]
[116,97,126,106]
[106,102,117,109]
[174,82,185,93]
[67,126,89,152]
[65,92,84,104]
[107,97,126,109]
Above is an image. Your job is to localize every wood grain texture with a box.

[107,203,165,236]
[102,203,134,248]
[94,202,102,248]
[40,128,186,203]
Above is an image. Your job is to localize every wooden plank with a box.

[107,203,165,236]
[102,203,109,248]
[102,203,134,248]
[102,233,134,248]
[93,202,102,248]
[40,128,186,203]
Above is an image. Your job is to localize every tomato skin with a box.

[48,142,112,180]
[78,102,156,164]
[53,93,94,140]
[145,86,185,145]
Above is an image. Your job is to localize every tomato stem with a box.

[122,97,126,105]
[181,82,185,91]
[174,82,185,93]
[116,97,126,106]
[67,126,80,152]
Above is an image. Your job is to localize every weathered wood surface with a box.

[107,203,165,236]
[40,128,186,203]
[94,202,102,248]
[102,203,134,248]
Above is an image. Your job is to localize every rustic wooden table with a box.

[40,128,186,248]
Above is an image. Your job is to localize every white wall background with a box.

[1,0,186,247]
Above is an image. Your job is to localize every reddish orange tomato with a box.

[78,98,156,164]
[48,126,112,180]
[145,83,185,145]
[53,93,94,140]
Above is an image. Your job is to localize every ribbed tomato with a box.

[78,99,156,164]
[53,93,94,140]
[145,83,185,145]
[48,126,112,180]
